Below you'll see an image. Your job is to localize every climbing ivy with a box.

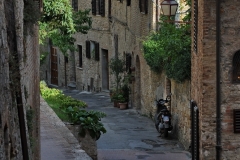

[143,0,191,82]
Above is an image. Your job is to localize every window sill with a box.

[77,67,83,70]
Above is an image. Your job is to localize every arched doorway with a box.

[135,55,141,110]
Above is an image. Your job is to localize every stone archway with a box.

[134,55,141,110]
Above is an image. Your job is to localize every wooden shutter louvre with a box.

[95,42,100,61]
[86,41,91,59]
[92,0,97,15]
[78,45,83,68]
[234,109,240,133]
[193,0,198,53]
[100,0,105,17]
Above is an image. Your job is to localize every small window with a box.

[86,41,100,61]
[127,0,131,6]
[139,0,148,14]
[92,0,105,16]
[78,45,83,67]
[72,0,78,11]
[232,51,240,83]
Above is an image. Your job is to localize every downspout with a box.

[216,0,222,159]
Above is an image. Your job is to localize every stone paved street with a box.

[62,89,192,160]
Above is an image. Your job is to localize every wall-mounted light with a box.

[160,0,178,20]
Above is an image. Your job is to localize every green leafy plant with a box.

[40,81,106,140]
[65,106,106,139]
[109,57,126,91]
[117,94,126,103]
[142,1,191,82]
[39,0,92,54]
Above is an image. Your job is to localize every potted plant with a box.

[109,57,125,92]
[111,91,121,107]
[117,93,128,110]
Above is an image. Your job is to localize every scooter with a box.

[154,95,172,138]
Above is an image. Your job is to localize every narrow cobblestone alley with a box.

[62,89,192,160]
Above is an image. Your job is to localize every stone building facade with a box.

[191,0,240,159]
[0,0,40,159]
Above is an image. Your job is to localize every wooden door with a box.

[51,47,58,85]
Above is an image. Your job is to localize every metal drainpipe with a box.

[216,0,222,159]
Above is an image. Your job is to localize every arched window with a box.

[232,51,240,83]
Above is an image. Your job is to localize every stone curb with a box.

[40,96,93,160]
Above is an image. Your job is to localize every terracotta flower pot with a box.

[119,102,128,110]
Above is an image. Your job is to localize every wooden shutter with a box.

[78,45,83,67]
[100,0,105,17]
[72,0,78,11]
[92,0,96,15]
[234,109,240,133]
[86,41,91,59]
[108,0,111,17]
[34,0,43,12]
[144,0,148,14]
[95,42,100,61]
[114,35,118,57]
[126,54,132,72]
[193,0,198,53]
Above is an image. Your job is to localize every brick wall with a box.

[192,0,240,159]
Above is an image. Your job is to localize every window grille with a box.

[193,0,198,53]
[232,51,240,83]
[233,109,240,133]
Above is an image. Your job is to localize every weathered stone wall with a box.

[171,80,191,149]
[0,0,40,159]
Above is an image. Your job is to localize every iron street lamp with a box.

[160,0,178,21]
